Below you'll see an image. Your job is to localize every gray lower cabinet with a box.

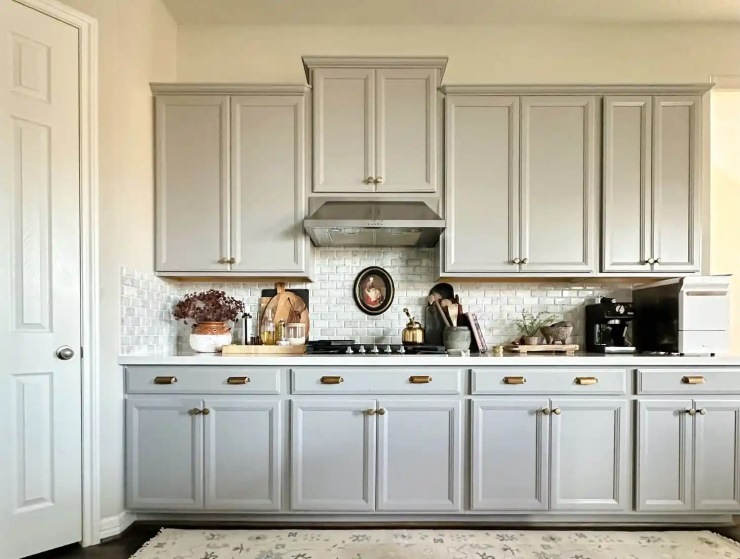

[637,399,740,512]
[376,399,463,512]
[290,399,377,511]
[126,397,204,510]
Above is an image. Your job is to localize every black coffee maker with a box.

[585,297,636,353]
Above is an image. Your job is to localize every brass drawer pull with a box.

[320,376,344,385]
[154,376,177,385]
[227,376,250,385]
[504,376,526,385]
[409,375,432,384]
[575,377,598,385]
[682,375,705,385]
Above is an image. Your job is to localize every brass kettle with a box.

[402,308,425,345]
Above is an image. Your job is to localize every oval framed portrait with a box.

[352,266,395,316]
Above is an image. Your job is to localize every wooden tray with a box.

[222,344,306,355]
[504,344,579,356]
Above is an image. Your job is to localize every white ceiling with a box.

[163,0,740,25]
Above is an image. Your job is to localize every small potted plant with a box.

[513,310,557,345]
[173,289,245,353]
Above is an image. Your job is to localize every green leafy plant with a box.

[513,310,558,337]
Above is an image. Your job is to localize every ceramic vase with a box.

[189,321,232,353]
[443,326,472,351]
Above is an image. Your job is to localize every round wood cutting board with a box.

[260,282,310,337]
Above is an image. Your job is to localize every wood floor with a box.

[30,523,740,559]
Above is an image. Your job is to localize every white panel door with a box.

[694,400,740,511]
[520,96,597,273]
[155,95,230,272]
[602,96,653,273]
[312,68,375,193]
[375,68,437,193]
[636,400,693,511]
[230,95,308,274]
[204,398,282,511]
[550,399,630,511]
[376,400,462,511]
[291,399,376,511]
[444,96,520,273]
[0,2,82,556]
[652,96,701,273]
[471,399,550,511]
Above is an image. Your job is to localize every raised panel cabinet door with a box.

[652,96,702,273]
[602,96,653,273]
[444,96,520,273]
[636,399,693,511]
[520,96,598,273]
[204,398,282,511]
[375,68,438,193]
[126,397,204,510]
[471,398,549,511]
[290,399,376,511]
[694,399,740,511]
[313,68,375,193]
[155,95,229,272]
[550,399,630,511]
[230,95,308,274]
[376,399,463,512]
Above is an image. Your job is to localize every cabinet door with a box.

[550,399,630,511]
[471,399,549,511]
[376,400,462,511]
[204,398,282,511]
[520,96,597,273]
[290,399,376,511]
[444,96,519,273]
[652,96,702,273]
[375,68,438,193]
[230,95,308,274]
[312,68,375,193]
[602,96,652,273]
[155,95,229,272]
[694,400,740,511]
[636,400,693,511]
[125,397,204,510]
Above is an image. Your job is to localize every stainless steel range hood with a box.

[304,201,445,247]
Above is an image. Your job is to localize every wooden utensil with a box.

[447,304,459,327]
[261,282,310,336]
[427,295,450,328]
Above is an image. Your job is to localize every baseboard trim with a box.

[100,511,138,540]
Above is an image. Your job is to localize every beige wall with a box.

[63,0,177,522]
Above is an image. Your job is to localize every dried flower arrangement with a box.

[173,289,245,325]
[513,310,558,338]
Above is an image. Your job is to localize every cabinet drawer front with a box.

[126,366,281,394]
[472,368,627,395]
[637,369,740,394]
[291,368,463,395]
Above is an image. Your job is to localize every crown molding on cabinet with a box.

[150,83,311,95]
[441,84,714,95]
[302,56,448,79]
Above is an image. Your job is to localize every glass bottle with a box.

[276,319,287,344]
[261,308,275,345]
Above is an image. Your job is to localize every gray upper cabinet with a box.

[520,96,597,273]
[155,95,229,273]
[603,95,701,273]
[549,399,629,511]
[152,85,312,278]
[444,96,520,273]
[290,399,377,512]
[471,398,549,511]
[305,57,445,194]
[376,399,462,512]
[204,398,282,511]
[126,397,204,510]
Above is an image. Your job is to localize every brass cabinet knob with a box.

[189,408,202,416]
[698,408,707,415]
[365,176,375,184]
[552,408,562,415]
[542,408,551,415]
[512,258,522,264]
[218,257,229,264]
[377,408,386,415]
[228,257,236,264]
[646,257,656,264]
[374,177,384,184]
[366,409,376,416]
[201,408,210,416]
[521,257,529,265]
[655,257,662,264]
[687,409,697,416]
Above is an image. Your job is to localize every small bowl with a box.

[288,337,306,346]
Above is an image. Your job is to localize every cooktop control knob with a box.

[370,345,379,354]
[345,346,354,354]
[398,346,406,354]
[358,345,366,354]
[384,345,393,354]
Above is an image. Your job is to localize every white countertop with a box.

[118,352,740,367]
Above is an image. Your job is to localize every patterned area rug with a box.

[132,528,740,559]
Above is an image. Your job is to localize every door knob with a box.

[374,177,384,184]
[218,257,229,264]
[698,408,707,415]
[552,408,562,415]
[366,409,376,416]
[655,257,662,264]
[646,257,655,265]
[687,409,697,416]
[56,346,75,360]
[542,408,551,415]
[513,258,522,264]
[521,258,529,265]
[365,176,375,184]
[377,408,386,415]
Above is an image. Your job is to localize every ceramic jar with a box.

[189,321,232,353]
[443,326,471,351]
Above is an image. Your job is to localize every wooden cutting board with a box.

[504,344,579,356]
[260,282,310,337]
[222,344,305,355]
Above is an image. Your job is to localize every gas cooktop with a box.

[306,340,446,355]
